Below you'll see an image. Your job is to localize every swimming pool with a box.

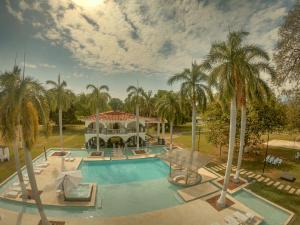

[233,189,293,225]
[0,152,183,218]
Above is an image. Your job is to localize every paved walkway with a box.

[208,163,300,197]
[0,193,263,225]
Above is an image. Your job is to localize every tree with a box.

[127,85,145,149]
[0,66,28,199]
[204,30,252,207]
[109,98,124,111]
[0,66,51,225]
[86,84,110,152]
[142,90,155,117]
[46,75,74,171]
[202,101,229,157]
[74,93,91,117]
[273,2,300,88]
[168,62,210,155]
[232,41,275,183]
[156,91,180,150]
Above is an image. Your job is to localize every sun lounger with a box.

[34,169,43,174]
[295,152,300,160]
[69,157,75,162]
[65,158,70,162]
[12,181,29,187]
[267,156,275,164]
[224,215,240,225]
[233,211,249,223]
[272,157,280,165]
[0,148,4,162]
[4,147,10,161]
[5,191,19,198]
[12,186,22,192]
[35,162,49,168]
[265,155,271,162]
[246,212,255,221]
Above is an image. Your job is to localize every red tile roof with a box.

[82,111,163,123]
[83,111,136,121]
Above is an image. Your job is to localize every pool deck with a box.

[0,192,263,225]
[0,157,97,207]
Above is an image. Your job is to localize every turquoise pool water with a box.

[233,190,291,225]
[0,152,183,218]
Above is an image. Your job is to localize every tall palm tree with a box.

[156,91,180,150]
[204,30,272,207]
[168,62,210,154]
[233,51,275,182]
[127,85,145,149]
[0,67,51,225]
[0,66,27,199]
[46,75,73,171]
[86,84,110,152]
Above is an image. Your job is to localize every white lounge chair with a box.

[265,155,271,162]
[35,162,49,168]
[12,181,29,187]
[224,215,240,225]
[4,147,10,161]
[34,168,43,174]
[5,191,19,198]
[65,157,70,162]
[272,157,280,165]
[276,158,283,166]
[246,212,255,222]
[0,148,4,162]
[267,156,275,164]
[11,186,22,192]
[233,211,249,223]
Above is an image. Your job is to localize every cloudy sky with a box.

[0,0,296,99]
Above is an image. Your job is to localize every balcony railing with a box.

[86,128,144,135]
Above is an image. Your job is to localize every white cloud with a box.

[6,0,292,76]
[25,63,57,69]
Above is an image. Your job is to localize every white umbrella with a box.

[56,170,82,193]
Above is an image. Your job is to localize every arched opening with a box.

[127,121,145,133]
[87,122,105,134]
[107,136,124,148]
[126,136,145,147]
[86,137,106,149]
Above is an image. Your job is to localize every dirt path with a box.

[264,139,300,150]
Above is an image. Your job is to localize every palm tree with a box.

[204,30,273,207]
[46,75,73,171]
[142,90,154,117]
[0,67,51,225]
[127,85,145,149]
[168,62,210,154]
[233,50,275,183]
[156,91,180,150]
[0,66,27,199]
[86,84,110,152]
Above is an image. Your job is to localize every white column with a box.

[157,122,160,139]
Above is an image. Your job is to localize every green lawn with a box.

[0,125,85,182]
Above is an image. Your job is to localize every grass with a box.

[0,125,85,183]
[247,182,300,225]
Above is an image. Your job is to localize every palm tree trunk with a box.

[191,103,196,152]
[59,107,64,171]
[12,138,27,199]
[234,104,246,182]
[23,144,50,225]
[170,121,173,150]
[217,96,237,208]
[136,104,140,149]
[96,107,100,152]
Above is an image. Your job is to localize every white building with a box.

[82,111,165,148]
